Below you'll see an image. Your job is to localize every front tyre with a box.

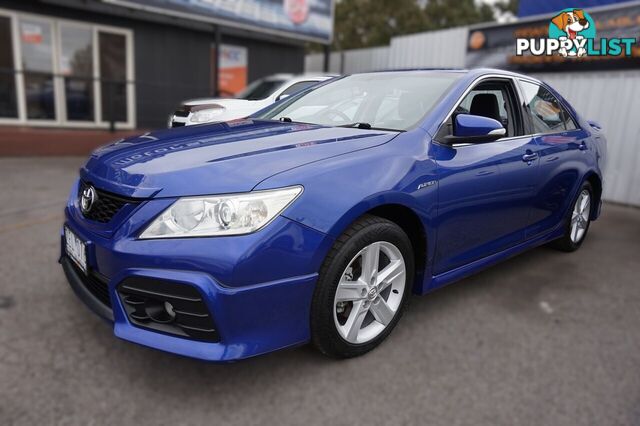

[550,181,593,252]
[311,215,414,358]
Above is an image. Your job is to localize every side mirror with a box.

[277,93,291,101]
[442,114,506,145]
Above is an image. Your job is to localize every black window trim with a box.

[434,74,583,148]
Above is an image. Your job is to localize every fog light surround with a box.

[118,276,220,342]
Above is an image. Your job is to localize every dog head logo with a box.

[552,9,589,39]
[549,8,596,57]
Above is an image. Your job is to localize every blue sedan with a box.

[61,69,606,361]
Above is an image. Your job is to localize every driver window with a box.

[439,80,519,140]
[459,90,509,129]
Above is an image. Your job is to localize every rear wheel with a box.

[311,215,414,358]
[550,181,593,252]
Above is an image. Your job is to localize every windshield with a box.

[255,71,461,131]
[236,79,286,100]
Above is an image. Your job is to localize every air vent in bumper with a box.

[117,277,219,342]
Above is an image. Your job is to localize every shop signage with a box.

[103,0,334,43]
[467,2,640,71]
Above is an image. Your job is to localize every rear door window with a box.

[519,80,578,134]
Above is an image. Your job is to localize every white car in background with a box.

[169,74,336,128]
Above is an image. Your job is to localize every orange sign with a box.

[20,23,43,44]
[213,44,248,97]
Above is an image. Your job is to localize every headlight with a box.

[189,107,226,123]
[139,186,303,239]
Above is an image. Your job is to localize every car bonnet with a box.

[81,119,399,198]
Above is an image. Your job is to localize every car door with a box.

[431,78,540,274]
[516,80,591,238]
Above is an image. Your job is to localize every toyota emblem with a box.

[80,186,97,214]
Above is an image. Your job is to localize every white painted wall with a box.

[304,51,343,74]
[538,70,640,206]
[342,46,390,73]
[387,26,468,69]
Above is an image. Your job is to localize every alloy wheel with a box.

[570,189,591,243]
[333,241,406,344]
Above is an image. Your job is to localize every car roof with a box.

[264,73,337,83]
[347,68,542,83]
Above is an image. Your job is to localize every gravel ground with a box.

[1,157,639,426]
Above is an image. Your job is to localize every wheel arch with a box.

[326,194,431,294]
[367,204,428,293]
[584,171,603,220]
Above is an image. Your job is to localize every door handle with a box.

[522,152,538,162]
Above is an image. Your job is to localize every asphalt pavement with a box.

[1,157,639,425]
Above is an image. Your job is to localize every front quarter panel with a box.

[255,130,438,292]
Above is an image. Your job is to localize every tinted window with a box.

[99,32,127,122]
[0,16,17,118]
[20,18,56,120]
[519,80,577,134]
[257,72,461,131]
[60,25,94,121]
[279,80,318,98]
[238,79,285,100]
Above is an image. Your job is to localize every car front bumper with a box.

[61,204,333,362]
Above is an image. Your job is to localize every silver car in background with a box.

[169,74,335,128]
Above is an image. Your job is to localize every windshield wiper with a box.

[339,122,372,129]
[338,122,404,132]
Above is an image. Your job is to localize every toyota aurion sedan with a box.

[61,69,606,361]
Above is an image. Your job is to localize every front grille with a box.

[171,121,186,128]
[118,277,219,342]
[71,260,112,309]
[79,182,140,223]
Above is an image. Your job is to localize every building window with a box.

[0,9,135,128]
[60,24,94,122]
[20,18,56,120]
[99,32,127,124]
[0,15,18,119]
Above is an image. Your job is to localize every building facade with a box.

[0,0,331,130]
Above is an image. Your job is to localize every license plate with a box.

[65,227,87,274]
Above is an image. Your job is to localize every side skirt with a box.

[417,226,565,295]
